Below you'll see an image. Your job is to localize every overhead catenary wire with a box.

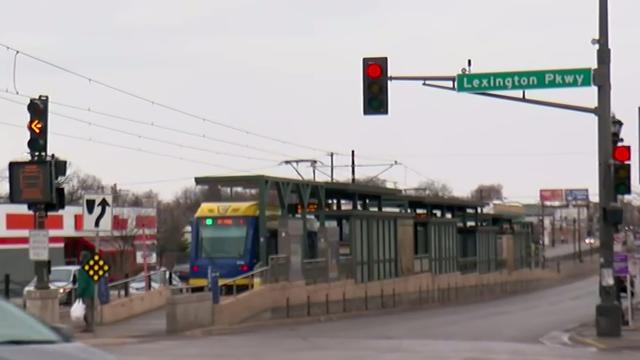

[0,95,281,163]
[0,89,292,159]
[0,120,264,173]
[0,42,346,156]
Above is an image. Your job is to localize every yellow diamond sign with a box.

[83,253,110,283]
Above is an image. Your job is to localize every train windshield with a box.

[198,218,248,258]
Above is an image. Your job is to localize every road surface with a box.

[101,277,637,360]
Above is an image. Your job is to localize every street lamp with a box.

[612,115,624,145]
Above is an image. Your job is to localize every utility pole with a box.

[578,206,583,262]
[33,206,49,290]
[351,150,356,184]
[573,217,577,260]
[330,152,334,182]
[595,0,622,337]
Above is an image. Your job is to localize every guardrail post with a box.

[306,295,311,316]
[146,274,152,291]
[418,285,422,305]
[556,260,561,274]
[342,291,346,313]
[124,273,130,297]
[325,293,329,315]
[286,297,290,318]
[3,274,9,299]
[392,287,396,308]
[365,289,368,310]
[168,271,173,286]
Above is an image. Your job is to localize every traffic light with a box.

[362,57,388,115]
[613,163,631,195]
[46,158,67,212]
[613,145,631,196]
[27,96,49,158]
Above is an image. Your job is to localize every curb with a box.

[78,337,146,347]
[568,333,608,350]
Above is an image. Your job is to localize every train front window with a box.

[198,218,247,258]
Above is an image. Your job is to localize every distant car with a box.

[0,297,115,360]
[585,237,595,245]
[172,263,190,282]
[23,266,80,306]
[128,267,182,294]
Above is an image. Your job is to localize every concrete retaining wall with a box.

[166,292,213,334]
[100,287,169,324]
[163,257,597,333]
[211,267,559,328]
[25,289,60,325]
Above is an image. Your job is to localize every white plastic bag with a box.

[70,299,86,322]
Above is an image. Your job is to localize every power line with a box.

[0,95,281,163]
[0,120,263,173]
[403,164,431,182]
[0,42,345,156]
[116,177,194,187]
[0,89,291,158]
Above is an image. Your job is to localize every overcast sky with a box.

[1,0,639,202]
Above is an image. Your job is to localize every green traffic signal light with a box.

[613,163,631,195]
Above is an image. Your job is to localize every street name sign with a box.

[29,229,49,261]
[83,194,113,232]
[456,68,592,93]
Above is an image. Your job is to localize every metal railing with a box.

[1,274,30,300]
[108,269,176,299]
[338,256,354,280]
[219,266,269,296]
[544,245,599,264]
[458,258,478,274]
[302,258,328,285]
[171,266,270,297]
[414,255,430,273]
[268,255,290,283]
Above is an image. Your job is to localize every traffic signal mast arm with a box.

[388,75,597,115]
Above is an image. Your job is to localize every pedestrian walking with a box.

[77,251,95,332]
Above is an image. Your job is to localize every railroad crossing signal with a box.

[27,96,49,158]
[613,145,631,196]
[362,57,388,115]
[83,253,110,282]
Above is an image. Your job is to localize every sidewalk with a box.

[73,308,167,346]
[570,306,640,351]
[545,242,593,259]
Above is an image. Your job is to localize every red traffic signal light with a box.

[613,145,631,163]
[362,57,388,115]
[366,63,383,79]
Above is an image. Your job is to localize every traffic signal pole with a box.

[380,0,623,338]
[33,206,49,290]
[594,0,622,337]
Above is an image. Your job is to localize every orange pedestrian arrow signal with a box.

[29,119,43,134]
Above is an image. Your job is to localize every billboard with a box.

[539,189,564,205]
[565,189,589,204]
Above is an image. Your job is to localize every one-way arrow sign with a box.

[83,194,113,232]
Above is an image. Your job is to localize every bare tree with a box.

[157,186,210,266]
[355,177,388,188]
[470,184,504,203]
[64,171,106,205]
[407,180,453,198]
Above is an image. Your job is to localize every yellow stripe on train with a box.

[195,201,280,218]
[188,277,254,287]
